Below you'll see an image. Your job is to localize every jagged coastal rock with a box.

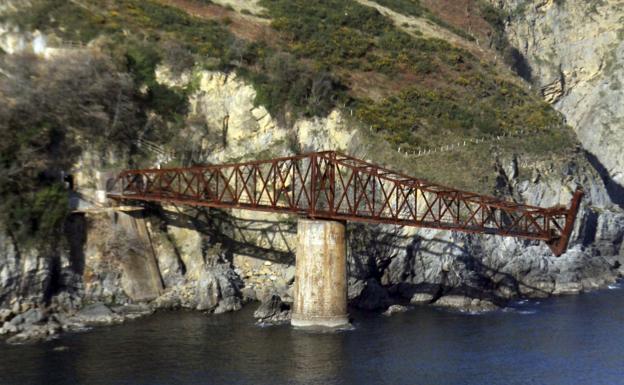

[253,295,291,324]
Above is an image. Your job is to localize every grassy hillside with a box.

[0,0,580,245]
[4,0,573,134]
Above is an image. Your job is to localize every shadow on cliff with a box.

[349,224,552,305]
[155,205,297,265]
[147,205,551,306]
[37,212,88,306]
[585,150,624,208]
[507,47,533,83]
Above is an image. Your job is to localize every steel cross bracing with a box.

[107,151,584,256]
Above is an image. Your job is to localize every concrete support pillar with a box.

[291,219,349,328]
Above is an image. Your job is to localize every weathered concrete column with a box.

[291,219,349,328]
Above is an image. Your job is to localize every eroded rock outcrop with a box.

[0,207,246,343]
[492,0,624,196]
[253,294,291,324]
[155,67,361,165]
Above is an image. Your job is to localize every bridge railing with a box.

[107,151,583,256]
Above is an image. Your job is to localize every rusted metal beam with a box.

[107,151,583,256]
[546,188,584,256]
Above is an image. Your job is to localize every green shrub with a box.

[479,2,510,51]
[125,43,161,84]
[260,0,469,82]
[356,87,499,149]
[244,52,346,118]
[124,42,189,118]
[356,74,571,152]
[0,182,69,249]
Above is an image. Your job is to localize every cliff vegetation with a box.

[1,0,578,247]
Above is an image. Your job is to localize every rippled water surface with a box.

[2,285,624,385]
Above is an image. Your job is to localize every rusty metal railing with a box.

[107,151,583,256]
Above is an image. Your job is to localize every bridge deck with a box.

[107,151,583,256]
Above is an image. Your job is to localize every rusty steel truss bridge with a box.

[107,151,584,256]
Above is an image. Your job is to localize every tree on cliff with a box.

[0,51,140,248]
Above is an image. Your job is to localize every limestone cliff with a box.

[1,60,623,343]
[154,66,361,164]
[146,66,624,314]
[491,0,624,201]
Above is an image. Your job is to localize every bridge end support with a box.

[548,188,585,257]
[291,219,349,329]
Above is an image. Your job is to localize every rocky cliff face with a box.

[2,2,624,343]
[148,67,624,314]
[1,63,623,342]
[0,64,363,341]
[491,0,624,201]
[154,67,361,164]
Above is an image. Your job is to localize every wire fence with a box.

[135,105,558,171]
[347,114,563,171]
[399,127,555,158]
[345,106,557,163]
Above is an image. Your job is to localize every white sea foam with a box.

[502,307,537,315]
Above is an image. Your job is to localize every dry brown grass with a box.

[157,0,277,43]
[421,0,493,42]
[347,71,401,101]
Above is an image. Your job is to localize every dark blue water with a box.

[2,284,624,385]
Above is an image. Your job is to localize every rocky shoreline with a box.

[2,268,622,345]
[0,300,153,344]
[1,197,623,344]
[1,187,622,344]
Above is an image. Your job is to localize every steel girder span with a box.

[106,151,584,256]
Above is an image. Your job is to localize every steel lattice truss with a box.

[107,151,583,256]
